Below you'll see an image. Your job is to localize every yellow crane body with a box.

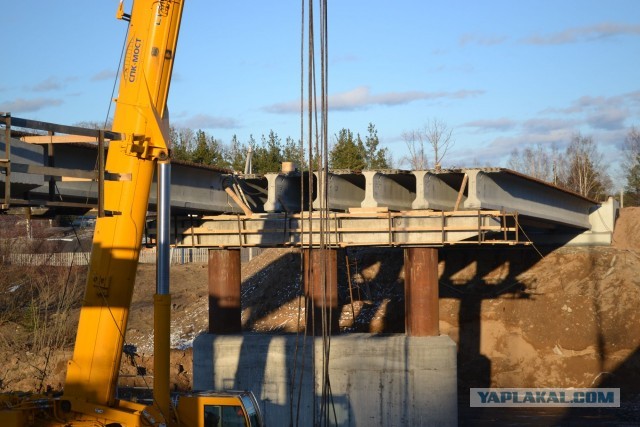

[64,0,182,409]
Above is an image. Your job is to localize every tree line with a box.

[79,119,639,205]
[399,119,639,205]
[506,128,640,204]
[168,123,390,174]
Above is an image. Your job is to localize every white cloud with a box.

[91,69,116,82]
[32,77,64,92]
[463,117,517,132]
[177,113,239,130]
[539,91,638,133]
[522,118,579,133]
[0,97,63,113]
[265,86,484,113]
[587,109,628,130]
[524,22,640,45]
[459,33,508,47]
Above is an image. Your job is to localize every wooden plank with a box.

[20,135,111,144]
[348,207,389,213]
[61,177,93,182]
[181,225,512,236]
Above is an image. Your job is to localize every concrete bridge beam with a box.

[263,172,314,213]
[411,170,464,211]
[313,171,365,211]
[464,169,593,229]
[361,170,415,211]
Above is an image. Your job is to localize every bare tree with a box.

[561,133,611,200]
[506,143,565,184]
[402,118,454,170]
[402,130,428,169]
[424,118,454,169]
[622,126,640,205]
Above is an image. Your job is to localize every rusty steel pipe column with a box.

[404,247,439,336]
[208,249,242,334]
[303,248,339,336]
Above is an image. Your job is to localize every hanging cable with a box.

[291,2,336,425]
[104,18,129,129]
[318,1,337,425]
[290,1,307,424]
[81,17,130,208]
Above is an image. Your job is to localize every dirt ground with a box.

[1,208,640,422]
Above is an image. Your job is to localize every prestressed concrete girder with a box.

[529,197,618,246]
[463,168,593,229]
[361,170,416,211]
[150,166,255,215]
[26,146,260,215]
[313,170,365,211]
[411,170,465,211]
[263,172,314,213]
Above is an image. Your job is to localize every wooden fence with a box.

[3,247,263,266]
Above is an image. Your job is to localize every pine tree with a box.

[169,126,193,162]
[282,136,306,169]
[329,128,366,170]
[227,134,248,172]
[363,123,389,169]
[253,132,283,174]
[190,130,225,166]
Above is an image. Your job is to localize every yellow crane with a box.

[0,1,264,426]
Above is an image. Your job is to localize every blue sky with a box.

[1,1,639,184]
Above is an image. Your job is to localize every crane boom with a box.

[64,0,183,408]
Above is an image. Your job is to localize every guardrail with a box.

[2,247,263,266]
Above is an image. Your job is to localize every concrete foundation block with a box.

[193,333,457,426]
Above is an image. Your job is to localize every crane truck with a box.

[0,1,264,426]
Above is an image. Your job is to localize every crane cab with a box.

[175,391,264,427]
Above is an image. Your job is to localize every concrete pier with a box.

[193,334,458,427]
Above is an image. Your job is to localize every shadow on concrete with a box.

[235,250,353,425]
